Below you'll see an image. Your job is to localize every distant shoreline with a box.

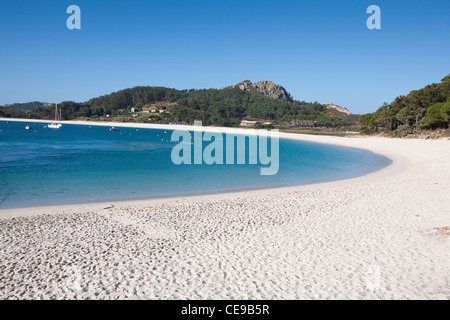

[0,117,350,137]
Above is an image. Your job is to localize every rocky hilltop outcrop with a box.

[324,103,351,115]
[220,80,294,102]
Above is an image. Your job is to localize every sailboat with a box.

[48,104,62,129]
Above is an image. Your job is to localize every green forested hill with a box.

[359,74,450,134]
[2,85,351,128]
[0,101,46,111]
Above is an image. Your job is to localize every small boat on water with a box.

[109,127,120,132]
[48,104,62,129]
[48,123,62,129]
[25,125,33,130]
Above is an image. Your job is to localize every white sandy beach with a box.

[0,119,449,299]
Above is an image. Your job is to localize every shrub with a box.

[359,126,372,135]
[393,124,411,136]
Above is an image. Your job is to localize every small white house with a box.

[240,120,259,127]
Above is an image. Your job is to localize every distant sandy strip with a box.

[0,118,449,299]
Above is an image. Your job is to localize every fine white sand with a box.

[0,119,449,300]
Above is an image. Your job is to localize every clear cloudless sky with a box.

[1,0,449,113]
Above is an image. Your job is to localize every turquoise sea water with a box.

[0,121,391,209]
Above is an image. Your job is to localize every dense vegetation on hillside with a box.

[0,101,46,111]
[359,75,450,135]
[1,86,349,128]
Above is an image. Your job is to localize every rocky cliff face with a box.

[324,103,351,115]
[220,80,294,102]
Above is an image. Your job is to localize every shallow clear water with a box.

[0,120,391,209]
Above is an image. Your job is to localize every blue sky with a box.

[0,0,449,113]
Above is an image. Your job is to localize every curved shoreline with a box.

[1,118,399,218]
[1,118,450,299]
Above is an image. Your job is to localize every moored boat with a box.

[48,104,62,129]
